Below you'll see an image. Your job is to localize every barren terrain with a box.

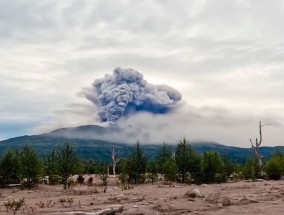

[1,176,284,215]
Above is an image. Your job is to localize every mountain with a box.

[1,125,284,163]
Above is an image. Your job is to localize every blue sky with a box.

[1,0,284,146]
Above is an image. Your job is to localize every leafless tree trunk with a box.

[249,121,264,172]
[111,146,120,176]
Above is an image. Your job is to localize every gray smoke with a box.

[82,67,182,122]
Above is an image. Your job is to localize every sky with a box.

[1,0,284,147]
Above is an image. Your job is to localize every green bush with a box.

[76,175,85,185]
[147,161,158,184]
[242,158,261,180]
[175,138,201,183]
[126,141,147,184]
[163,157,178,186]
[56,144,80,189]
[19,145,42,187]
[0,150,21,187]
[201,152,225,183]
[265,157,283,180]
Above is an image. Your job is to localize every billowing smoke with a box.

[82,67,182,122]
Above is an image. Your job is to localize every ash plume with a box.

[82,67,182,122]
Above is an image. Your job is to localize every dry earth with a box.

[1,176,284,215]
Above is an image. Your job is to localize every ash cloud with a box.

[82,67,182,122]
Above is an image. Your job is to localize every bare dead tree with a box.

[249,121,265,171]
[111,146,120,176]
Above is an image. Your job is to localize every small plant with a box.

[87,177,94,186]
[4,198,25,215]
[59,196,74,207]
[49,175,61,185]
[265,158,282,180]
[76,175,85,185]
[99,174,109,187]
[66,178,76,189]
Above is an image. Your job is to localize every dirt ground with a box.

[1,176,284,215]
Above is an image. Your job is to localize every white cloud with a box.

[1,0,284,146]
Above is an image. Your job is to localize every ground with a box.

[0,176,284,215]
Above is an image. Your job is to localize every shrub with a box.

[126,141,147,184]
[56,144,80,189]
[265,158,282,180]
[201,152,225,183]
[99,174,109,187]
[175,138,201,183]
[0,150,21,187]
[19,145,42,187]
[163,157,178,186]
[4,198,25,215]
[76,175,85,185]
[87,177,94,186]
[243,159,261,180]
[146,161,158,184]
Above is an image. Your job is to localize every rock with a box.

[153,203,174,212]
[217,203,223,208]
[185,189,202,198]
[205,192,221,203]
[238,197,259,205]
[221,197,230,206]
[104,186,119,193]
[133,205,139,208]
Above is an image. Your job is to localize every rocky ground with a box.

[0,176,284,215]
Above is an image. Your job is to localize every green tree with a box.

[264,153,284,180]
[265,158,282,180]
[222,156,235,179]
[156,143,172,174]
[243,158,261,180]
[117,159,129,189]
[147,160,158,184]
[0,150,21,187]
[56,144,80,189]
[175,138,200,183]
[127,141,147,184]
[201,152,225,183]
[163,157,178,187]
[19,145,42,187]
[46,149,60,185]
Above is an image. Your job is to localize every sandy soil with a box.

[0,176,284,215]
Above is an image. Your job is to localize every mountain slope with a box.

[0,125,283,163]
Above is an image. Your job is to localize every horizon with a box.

[1,1,284,147]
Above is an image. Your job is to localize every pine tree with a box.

[46,148,59,185]
[201,152,225,183]
[175,138,200,183]
[19,145,42,187]
[0,150,21,187]
[56,143,80,189]
[163,157,178,186]
[156,143,172,174]
[127,141,147,184]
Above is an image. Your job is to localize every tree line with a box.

[0,138,283,189]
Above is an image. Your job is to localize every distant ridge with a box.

[44,124,120,140]
[1,124,284,163]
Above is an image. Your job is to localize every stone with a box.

[185,188,202,198]
[104,186,119,193]
[217,203,223,208]
[221,197,231,206]
[205,192,221,203]
[153,203,174,212]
